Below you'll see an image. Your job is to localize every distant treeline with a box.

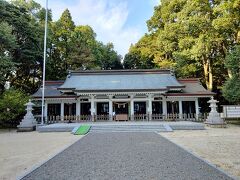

[0,0,123,94]
[0,0,240,104]
[123,0,240,104]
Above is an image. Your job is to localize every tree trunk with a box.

[208,58,213,91]
[203,58,209,89]
[203,58,213,91]
[228,69,233,79]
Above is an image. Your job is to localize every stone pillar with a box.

[109,96,113,121]
[130,95,134,121]
[179,100,183,119]
[90,95,95,121]
[148,94,153,121]
[61,101,64,121]
[195,98,199,120]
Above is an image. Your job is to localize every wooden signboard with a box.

[115,114,128,121]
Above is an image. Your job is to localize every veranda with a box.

[35,94,206,124]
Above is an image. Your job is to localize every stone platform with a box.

[36,121,205,133]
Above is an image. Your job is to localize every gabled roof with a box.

[32,81,75,98]
[166,79,215,97]
[58,69,184,92]
[32,71,214,99]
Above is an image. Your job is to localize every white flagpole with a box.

[41,0,48,125]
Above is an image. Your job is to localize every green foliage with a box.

[222,76,240,104]
[223,45,240,104]
[126,0,240,92]
[123,35,155,69]
[94,42,123,70]
[0,89,29,127]
[0,0,44,93]
[1,1,123,92]
[68,25,95,70]
[225,45,240,76]
[0,21,17,91]
[47,8,122,78]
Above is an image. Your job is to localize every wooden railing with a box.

[78,115,92,121]
[45,115,93,124]
[36,113,208,124]
[95,114,110,121]
[151,114,165,121]
[133,114,148,121]
[182,113,195,121]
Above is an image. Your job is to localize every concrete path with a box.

[21,132,233,180]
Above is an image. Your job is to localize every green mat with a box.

[74,125,91,135]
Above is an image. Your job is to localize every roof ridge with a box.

[178,78,199,82]
[69,69,171,75]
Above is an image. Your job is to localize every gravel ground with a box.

[159,125,240,178]
[0,130,81,180]
[21,132,233,180]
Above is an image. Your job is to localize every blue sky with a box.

[35,0,159,56]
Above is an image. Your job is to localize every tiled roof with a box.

[32,81,72,98]
[58,69,184,92]
[32,71,214,98]
[167,79,215,96]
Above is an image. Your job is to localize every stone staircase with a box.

[37,122,205,132]
[89,124,172,133]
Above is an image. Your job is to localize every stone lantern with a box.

[205,97,226,127]
[17,100,37,131]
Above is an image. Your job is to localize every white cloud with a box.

[35,0,143,57]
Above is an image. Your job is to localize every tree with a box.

[52,9,75,74]
[0,88,29,127]
[129,0,240,92]
[67,26,96,70]
[0,0,44,93]
[123,35,155,69]
[0,22,17,92]
[1,0,123,87]
[94,42,123,70]
[222,45,240,104]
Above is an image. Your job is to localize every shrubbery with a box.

[0,89,29,128]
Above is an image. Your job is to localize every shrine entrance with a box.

[113,102,129,121]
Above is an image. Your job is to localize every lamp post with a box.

[41,0,48,125]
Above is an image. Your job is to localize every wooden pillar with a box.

[130,95,134,121]
[76,100,80,116]
[109,98,113,121]
[90,95,95,121]
[162,98,167,115]
[61,101,64,121]
[179,100,183,119]
[195,98,199,120]
[44,102,48,123]
[148,94,153,121]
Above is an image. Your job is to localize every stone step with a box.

[91,126,167,129]
[90,128,168,132]
[90,125,171,132]
[91,127,167,131]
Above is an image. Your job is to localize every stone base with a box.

[205,122,227,128]
[17,125,36,132]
